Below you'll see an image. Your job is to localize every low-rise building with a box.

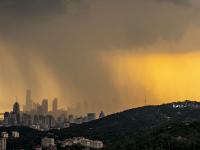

[61,139,73,147]
[87,113,96,122]
[12,131,20,138]
[80,138,90,147]
[90,140,104,149]
[34,145,42,150]
[1,132,8,138]
[61,137,104,149]
[41,137,55,148]
[80,138,103,149]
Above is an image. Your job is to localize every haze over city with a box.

[1,0,200,114]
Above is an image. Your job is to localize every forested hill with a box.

[3,100,200,149]
[54,100,200,141]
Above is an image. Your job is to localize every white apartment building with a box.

[80,138,103,149]
[0,138,6,150]
[12,131,20,138]
[41,137,55,148]
[1,132,8,138]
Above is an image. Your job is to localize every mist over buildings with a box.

[0,0,199,114]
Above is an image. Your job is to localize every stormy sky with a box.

[0,0,200,114]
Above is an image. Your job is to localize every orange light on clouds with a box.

[102,51,200,108]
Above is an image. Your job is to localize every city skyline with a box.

[1,94,102,131]
[0,90,63,113]
[1,0,200,149]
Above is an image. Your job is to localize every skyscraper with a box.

[13,102,20,125]
[52,98,58,113]
[13,102,20,114]
[3,112,10,126]
[42,99,48,115]
[25,89,32,111]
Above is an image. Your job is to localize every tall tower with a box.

[13,102,20,114]
[52,98,58,113]
[42,99,48,115]
[26,89,32,111]
[13,102,20,125]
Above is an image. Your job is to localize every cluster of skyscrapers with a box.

[2,90,105,130]
[23,90,58,116]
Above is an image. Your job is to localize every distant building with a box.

[13,102,20,124]
[42,99,48,115]
[87,113,96,122]
[99,111,105,119]
[61,139,73,147]
[34,145,42,150]
[80,138,103,149]
[3,112,10,126]
[25,89,33,112]
[68,115,74,124]
[41,137,55,148]
[74,117,83,124]
[32,102,38,112]
[10,112,17,125]
[172,101,200,109]
[0,138,6,150]
[12,131,20,138]
[61,137,103,149]
[36,104,43,115]
[45,115,56,128]
[21,113,32,126]
[1,132,8,139]
[52,98,58,113]
[13,102,20,114]
[82,116,88,123]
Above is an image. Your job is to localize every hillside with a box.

[104,121,200,150]
[2,100,200,149]
[53,100,200,141]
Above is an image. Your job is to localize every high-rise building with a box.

[42,99,48,115]
[13,102,20,114]
[13,102,20,125]
[26,89,32,111]
[32,102,37,112]
[10,113,17,125]
[36,104,43,115]
[3,112,10,126]
[0,138,6,150]
[52,98,58,113]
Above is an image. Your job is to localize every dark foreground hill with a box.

[105,121,200,150]
[3,100,200,149]
[54,101,200,141]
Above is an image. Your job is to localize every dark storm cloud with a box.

[0,0,193,49]
[0,0,65,13]
[0,0,197,113]
[156,0,190,5]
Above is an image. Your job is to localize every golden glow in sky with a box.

[103,51,200,109]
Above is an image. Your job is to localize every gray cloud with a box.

[0,0,197,114]
[0,0,193,50]
[156,0,190,5]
